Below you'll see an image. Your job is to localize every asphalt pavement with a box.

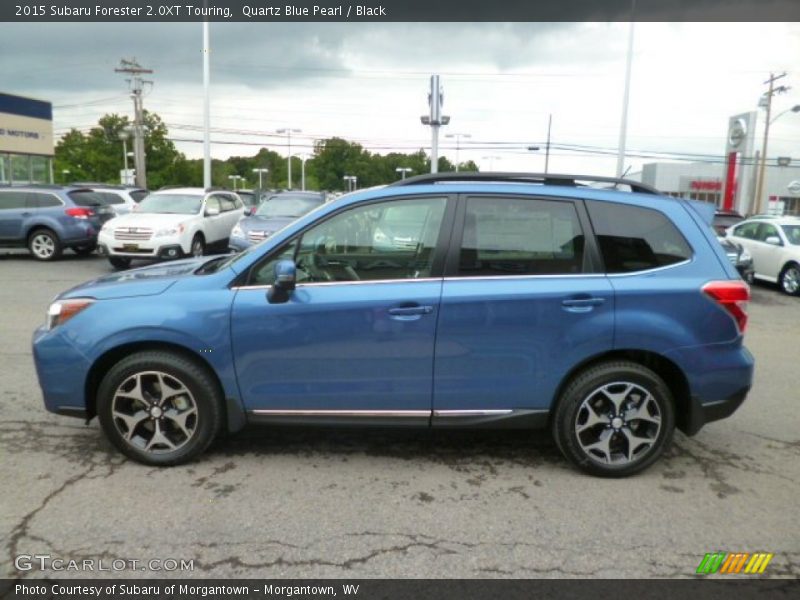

[1,250,798,579]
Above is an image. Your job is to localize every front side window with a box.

[757,223,780,243]
[782,224,800,245]
[219,195,236,212]
[458,196,585,276]
[248,197,447,285]
[28,193,62,208]
[587,201,692,273]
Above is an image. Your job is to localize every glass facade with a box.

[0,152,52,184]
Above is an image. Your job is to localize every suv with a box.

[726,215,800,295]
[33,173,753,476]
[78,184,148,216]
[0,185,115,260]
[229,191,327,251]
[97,187,245,269]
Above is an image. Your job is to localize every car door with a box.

[729,221,761,275]
[432,195,614,424]
[0,190,29,240]
[220,193,243,236]
[753,222,785,280]
[230,195,454,420]
[202,195,225,243]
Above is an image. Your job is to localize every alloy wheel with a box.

[782,266,800,295]
[31,234,56,259]
[574,381,662,465]
[111,371,198,454]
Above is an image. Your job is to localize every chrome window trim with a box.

[605,258,693,277]
[232,277,443,291]
[432,409,513,417]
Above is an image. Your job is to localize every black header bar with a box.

[3,0,800,22]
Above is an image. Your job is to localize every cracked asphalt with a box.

[1,251,798,579]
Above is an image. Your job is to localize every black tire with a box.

[97,351,223,466]
[189,234,205,258]
[27,228,63,261]
[72,244,97,256]
[552,361,675,477]
[108,256,132,270]
[778,263,800,296]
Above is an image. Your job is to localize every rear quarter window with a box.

[67,191,104,207]
[587,201,692,274]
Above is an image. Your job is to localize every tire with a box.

[72,244,97,256]
[97,351,223,466]
[779,263,800,296]
[189,234,205,258]
[108,256,132,270]
[552,361,675,477]
[28,228,62,261]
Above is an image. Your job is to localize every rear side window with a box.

[99,192,125,205]
[587,201,692,273]
[28,193,62,208]
[0,191,29,209]
[458,196,585,276]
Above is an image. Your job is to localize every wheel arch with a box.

[550,349,692,433]
[84,340,245,433]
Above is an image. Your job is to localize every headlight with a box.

[46,298,95,330]
[231,224,244,238]
[740,248,752,262]
[154,224,184,237]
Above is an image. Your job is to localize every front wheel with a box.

[552,361,675,477]
[97,351,223,466]
[108,256,131,270]
[779,263,800,296]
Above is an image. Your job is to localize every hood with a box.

[239,215,295,234]
[106,212,192,229]
[59,257,209,301]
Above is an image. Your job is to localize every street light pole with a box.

[482,155,501,171]
[445,133,471,172]
[754,73,788,214]
[293,153,310,190]
[252,168,269,189]
[277,128,301,189]
[395,167,413,179]
[545,114,552,174]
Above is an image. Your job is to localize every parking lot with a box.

[1,250,798,579]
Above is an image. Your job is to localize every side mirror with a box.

[765,235,782,246]
[267,259,296,304]
[206,207,220,217]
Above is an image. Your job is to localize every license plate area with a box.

[123,244,139,252]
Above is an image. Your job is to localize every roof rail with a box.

[11,183,65,189]
[205,186,229,192]
[387,172,660,195]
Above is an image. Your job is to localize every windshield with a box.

[782,224,800,245]
[137,193,202,215]
[256,196,322,219]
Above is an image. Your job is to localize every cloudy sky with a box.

[1,21,799,179]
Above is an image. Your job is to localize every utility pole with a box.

[115,58,153,189]
[421,75,450,173]
[202,21,211,189]
[754,72,788,215]
[277,128,301,189]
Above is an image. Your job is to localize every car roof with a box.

[153,187,207,195]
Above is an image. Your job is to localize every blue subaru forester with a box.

[33,173,754,476]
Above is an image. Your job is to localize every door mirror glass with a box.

[765,235,782,246]
[267,259,296,303]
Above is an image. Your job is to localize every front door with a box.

[231,195,453,420]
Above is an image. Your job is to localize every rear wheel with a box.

[97,351,222,466]
[552,361,675,477]
[108,256,132,270]
[28,229,62,261]
[72,244,97,256]
[779,263,800,296]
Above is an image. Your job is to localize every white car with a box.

[727,215,800,295]
[88,185,149,216]
[98,187,245,269]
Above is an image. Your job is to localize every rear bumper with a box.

[683,386,750,436]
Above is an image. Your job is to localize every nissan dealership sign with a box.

[0,92,54,156]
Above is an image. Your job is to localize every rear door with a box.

[432,194,614,424]
[0,190,29,240]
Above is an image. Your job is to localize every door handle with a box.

[388,305,434,320]
[561,297,605,313]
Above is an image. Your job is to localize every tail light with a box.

[703,280,750,333]
[65,207,95,219]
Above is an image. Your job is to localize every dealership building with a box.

[629,111,800,216]
[0,92,54,184]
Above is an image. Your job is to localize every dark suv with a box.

[33,173,753,476]
[0,185,115,260]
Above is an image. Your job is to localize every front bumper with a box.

[98,231,186,260]
[32,325,92,418]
